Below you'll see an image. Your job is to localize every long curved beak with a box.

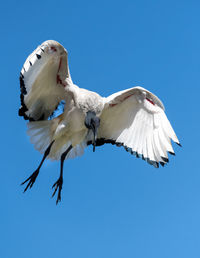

[91,124,98,152]
[85,111,100,152]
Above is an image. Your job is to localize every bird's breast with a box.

[68,107,86,131]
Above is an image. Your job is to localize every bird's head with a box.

[85,111,100,152]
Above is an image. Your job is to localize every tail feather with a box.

[27,120,87,160]
[27,121,53,154]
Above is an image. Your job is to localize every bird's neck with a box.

[64,82,80,104]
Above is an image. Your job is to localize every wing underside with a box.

[19,40,72,121]
[96,87,180,167]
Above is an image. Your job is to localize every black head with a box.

[85,111,100,152]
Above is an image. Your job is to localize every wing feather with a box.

[131,111,143,153]
[145,116,155,163]
[19,40,73,121]
[158,124,175,154]
[98,87,180,167]
[160,111,179,144]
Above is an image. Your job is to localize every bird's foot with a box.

[52,177,63,204]
[21,168,40,192]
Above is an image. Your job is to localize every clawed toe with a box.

[52,177,63,204]
[21,169,39,192]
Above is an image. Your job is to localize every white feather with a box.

[20,40,180,168]
[99,86,180,166]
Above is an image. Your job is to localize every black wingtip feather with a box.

[153,162,159,168]
[87,138,161,168]
[19,73,30,120]
[36,54,41,59]
[19,68,47,122]
[160,162,165,167]
[161,156,169,163]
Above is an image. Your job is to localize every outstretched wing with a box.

[19,40,73,121]
[98,86,180,167]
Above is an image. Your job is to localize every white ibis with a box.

[19,40,181,204]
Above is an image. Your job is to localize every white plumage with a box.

[19,40,180,203]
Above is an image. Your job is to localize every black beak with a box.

[91,123,98,152]
[85,111,100,152]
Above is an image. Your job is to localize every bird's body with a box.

[19,40,181,203]
[27,84,105,160]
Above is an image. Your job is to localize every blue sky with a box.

[1,0,199,257]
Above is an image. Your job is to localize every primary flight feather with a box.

[19,40,181,204]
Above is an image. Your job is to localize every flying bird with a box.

[19,40,181,204]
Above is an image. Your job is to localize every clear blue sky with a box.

[0,0,199,257]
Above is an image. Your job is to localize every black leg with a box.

[21,141,55,192]
[52,145,73,204]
